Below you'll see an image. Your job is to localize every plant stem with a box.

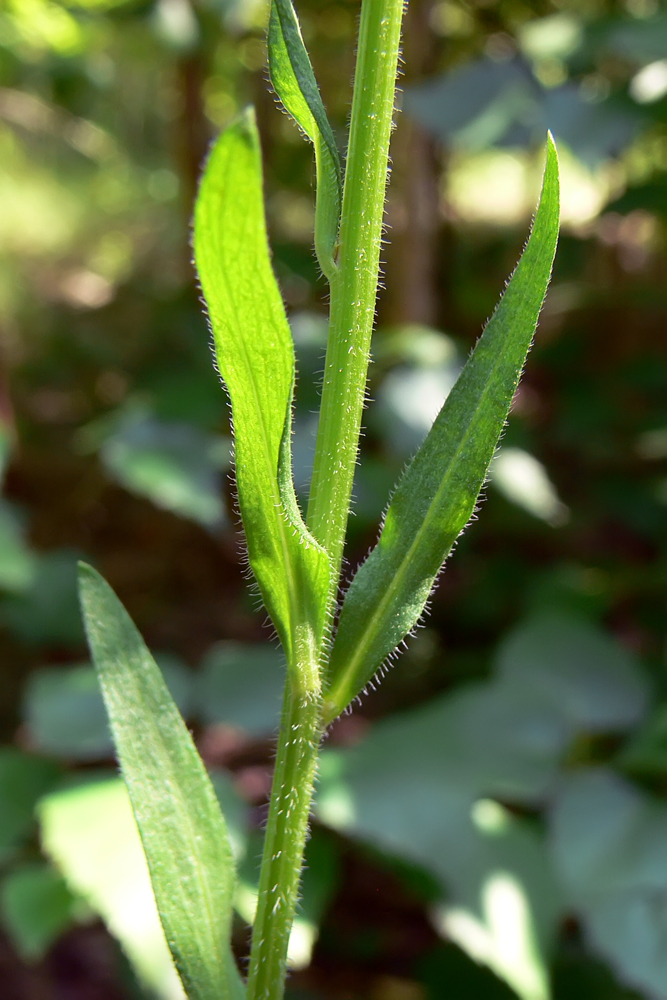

[307,0,405,585]
[247,6,405,996]
[246,679,323,1000]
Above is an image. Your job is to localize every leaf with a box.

[550,768,667,999]
[194,110,331,670]
[24,657,193,761]
[323,135,560,721]
[195,642,285,736]
[268,0,342,279]
[100,412,230,529]
[0,749,61,862]
[40,777,187,1000]
[78,563,244,1000]
[1,862,78,961]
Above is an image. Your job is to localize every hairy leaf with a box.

[268,0,342,280]
[78,563,245,1000]
[194,110,331,671]
[324,136,560,721]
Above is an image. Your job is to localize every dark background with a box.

[0,0,666,998]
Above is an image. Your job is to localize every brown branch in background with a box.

[381,0,441,328]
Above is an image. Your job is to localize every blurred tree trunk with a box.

[381,0,441,328]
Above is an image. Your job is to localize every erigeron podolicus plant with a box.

[78,2,560,998]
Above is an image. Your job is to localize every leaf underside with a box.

[268,0,342,279]
[194,110,330,669]
[78,563,245,1000]
[324,135,561,722]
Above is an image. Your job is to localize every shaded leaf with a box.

[550,768,667,1000]
[0,549,83,646]
[78,563,244,1000]
[268,0,342,279]
[196,642,285,736]
[0,749,61,861]
[24,656,193,761]
[1,863,78,961]
[324,137,560,720]
[101,412,230,529]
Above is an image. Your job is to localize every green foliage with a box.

[324,137,560,719]
[78,563,243,1000]
[1,862,78,961]
[268,0,342,280]
[0,749,60,861]
[11,0,667,997]
[194,108,331,675]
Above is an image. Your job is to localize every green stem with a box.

[307,0,405,583]
[246,678,323,1000]
[247,6,405,996]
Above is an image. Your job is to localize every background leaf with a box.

[78,563,244,1000]
[324,137,560,720]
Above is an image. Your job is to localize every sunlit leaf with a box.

[40,777,187,999]
[194,110,331,669]
[324,137,560,721]
[78,563,244,1000]
[268,0,342,279]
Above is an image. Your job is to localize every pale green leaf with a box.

[324,136,560,721]
[194,110,331,671]
[268,0,342,279]
[40,777,187,1000]
[78,563,244,1000]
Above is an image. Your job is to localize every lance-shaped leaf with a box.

[194,110,331,668]
[78,563,245,1000]
[268,0,342,280]
[324,136,560,722]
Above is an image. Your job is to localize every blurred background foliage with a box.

[0,0,666,997]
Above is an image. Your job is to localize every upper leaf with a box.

[323,135,560,722]
[194,110,331,672]
[268,0,342,281]
[78,563,245,1000]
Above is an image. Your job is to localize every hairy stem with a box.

[247,5,405,996]
[307,0,405,585]
[246,679,323,1000]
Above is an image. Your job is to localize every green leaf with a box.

[268,0,342,280]
[78,563,244,1000]
[40,777,187,999]
[195,642,285,736]
[194,110,331,673]
[1,862,78,961]
[551,768,667,999]
[0,749,61,861]
[323,135,560,721]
